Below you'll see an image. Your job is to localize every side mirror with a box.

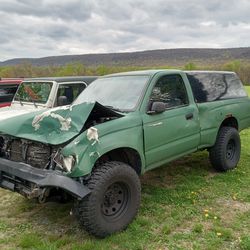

[147,101,165,114]
[57,96,68,106]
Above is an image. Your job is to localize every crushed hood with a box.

[0,102,123,145]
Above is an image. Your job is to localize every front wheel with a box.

[75,161,141,238]
[209,126,241,171]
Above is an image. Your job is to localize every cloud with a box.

[1,0,92,21]
[0,0,250,61]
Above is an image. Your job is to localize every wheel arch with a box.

[220,116,239,130]
[205,116,239,150]
[95,147,143,175]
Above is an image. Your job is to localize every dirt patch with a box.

[141,171,176,188]
[173,219,213,234]
[217,198,250,211]
[205,169,218,180]
[216,198,250,219]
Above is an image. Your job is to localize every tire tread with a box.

[209,126,240,171]
[75,161,141,238]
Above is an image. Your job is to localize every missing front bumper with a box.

[0,158,90,199]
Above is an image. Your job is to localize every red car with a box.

[0,78,23,108]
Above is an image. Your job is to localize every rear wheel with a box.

[74,161,141,238]
[209,127,241,171]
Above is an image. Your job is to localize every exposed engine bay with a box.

[0,136,57,169]
[83,102,123,129]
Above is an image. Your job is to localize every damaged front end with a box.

[0,102,123,201]
[0,135,90,200]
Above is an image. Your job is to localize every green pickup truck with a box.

[0,70,249,237]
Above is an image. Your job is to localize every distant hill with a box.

[1,47,250,67]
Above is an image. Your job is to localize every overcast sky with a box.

[1,0,250,61]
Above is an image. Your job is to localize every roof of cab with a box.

[102,69,236,78]
[0,78,23,84]
[24,76,98,84]
[102,69,183,77]
[184,70,235,74]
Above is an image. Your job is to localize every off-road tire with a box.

[74,161,141,238]
[209,126,241,171]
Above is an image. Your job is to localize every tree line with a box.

[0,60,249,84]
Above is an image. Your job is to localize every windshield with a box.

[74,75,149,111]
[14,82,53,104]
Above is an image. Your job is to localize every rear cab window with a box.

[186,72,247,103]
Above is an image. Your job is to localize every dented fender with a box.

[62,113,146,177]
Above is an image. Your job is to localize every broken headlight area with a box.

[53,153,76,172]
[0,135,73,172]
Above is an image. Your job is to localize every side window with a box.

[57,83,86,105]
[0,84,18,103]
[149,75,189,110]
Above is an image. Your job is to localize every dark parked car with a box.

[0,78,23,108]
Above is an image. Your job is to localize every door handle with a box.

[185,113,194,120]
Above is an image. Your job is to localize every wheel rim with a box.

[226,139,236,160]
[101,182,129,219]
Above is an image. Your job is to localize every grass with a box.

[0,90,250,250]
[245,86,250,96]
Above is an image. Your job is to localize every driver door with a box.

[142,74,200,169]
